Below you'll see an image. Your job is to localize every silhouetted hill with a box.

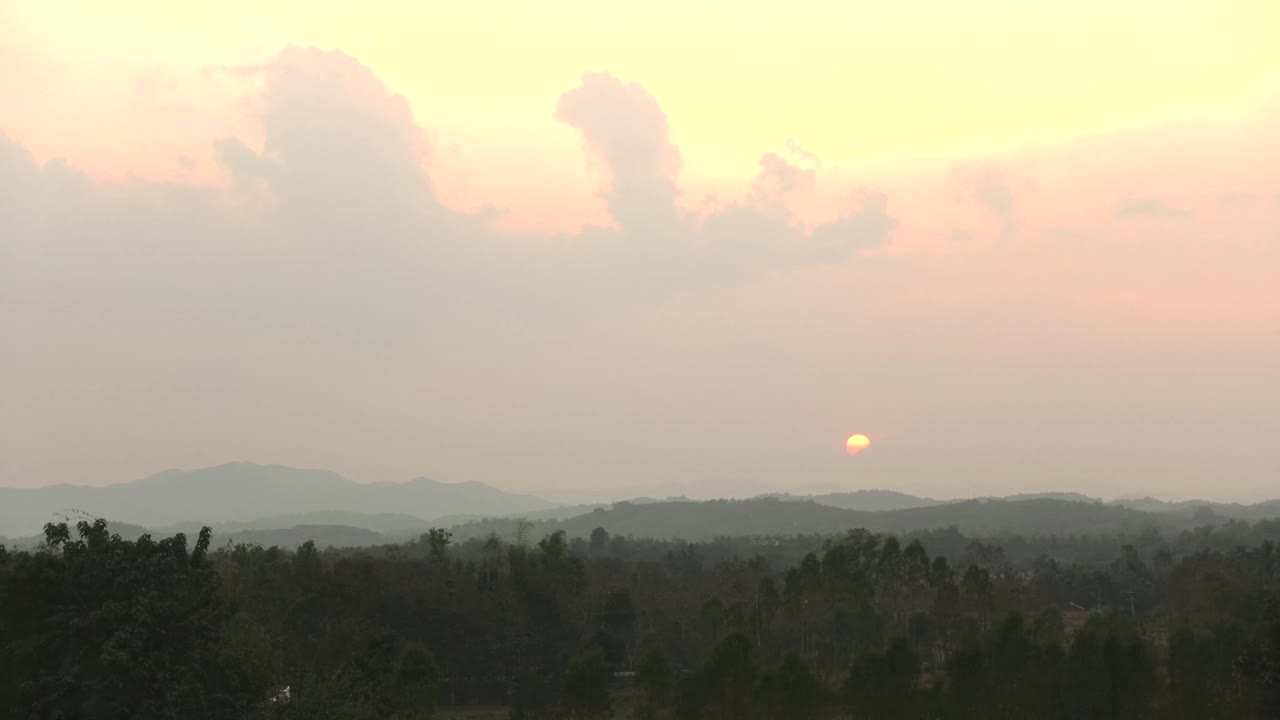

[1111,497,1280,520]
[213,524,392,549]
[773,490,1103,513]
[9,495,1280,552]
[2,521,169,550]
[991,492,1101,503]
[7,463,1279,544]
[797,490,1280,520]
[446,496,1273,543]
[432,504,608,529]
[0,462,556,537]
[151,511,432,538]
[798,489,945,511]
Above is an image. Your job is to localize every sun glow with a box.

[846,434,871,456]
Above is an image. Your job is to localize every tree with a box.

[962,565,993,629]
[425,528,452,571]
[1261,594,1280,717]
[601,588,637,664]
[908,610,935,656]
[539,530,569,564]
[943,625,989,720]
[799,552,823,597]
[0,520,255,718]
[846,635,921,720]
[590,527,611,553]
[393,641,441,719]
[902,539,931,613]
[1065,613,1156,720]
[699,596,726,650]
[681,633,756,720]
[221,611,285,709]
[1165,625,1216,720]
[636,638,675,720]
[6,509,1280,719]
[878,536,905,619]
[987,611,1066,720]
[759,652,826,720]
[561,646,611,719]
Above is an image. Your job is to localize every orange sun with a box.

[845,434,871,456]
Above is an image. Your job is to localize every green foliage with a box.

[561,646,611,719]
[847,635,920,720]
[393,641,441,718]
[590,527,610,553]
[677,632,759,719]
[758,652,826,720]
[635,638,675,719]
[0,520,254,718]
[221,611,286,704]
[426,528,453,564]
[4,517,1280,718]
[1064,613,1157,720]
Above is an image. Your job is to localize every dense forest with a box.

[2,519,1278,719]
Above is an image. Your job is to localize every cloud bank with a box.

[1,46,1277,501]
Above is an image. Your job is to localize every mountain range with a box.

[3,462,1278,548]
[443,496,1274,544]
[0,462,555,538]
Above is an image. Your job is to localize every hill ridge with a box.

[0,462,557,537]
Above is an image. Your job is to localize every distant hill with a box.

[991,492,1102,504]
[795,490,1280,521]
[767,490,1106,513]
[795,489,945,512]
[6,463,1279,546]
[212,525,392,549]
[151,511,433,538]
[2,520,172,551]
[7,494,1280,552]
[1110,497,1280,520]
[0,462,557,537]
[2,519,395,552]
[433,503,609,528]
[446,496,1277,543]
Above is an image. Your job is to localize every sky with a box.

[2,1,1278,502]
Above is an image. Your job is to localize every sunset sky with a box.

[2,1,1278,501]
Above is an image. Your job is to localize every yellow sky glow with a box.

[3,0,1278,232]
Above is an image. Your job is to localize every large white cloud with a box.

[1,46,1276,500]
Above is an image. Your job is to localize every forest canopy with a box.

[1,518,1278,719]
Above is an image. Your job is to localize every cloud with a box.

[3,50,471,346]
[695,153,893,281]
[549,73,892,291]
[784,138,820,167]
[1218,191,1256,207]
[3,47,1278,498]
[750,152,815,203]
[0,132,41,230]
[956,165,1018,237]
[807,190,896,263]
[555,72,683,239]
[3,49,900,353]
[217,47,454,239]
[1113,196,1191,221]
[214,137,269,179]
